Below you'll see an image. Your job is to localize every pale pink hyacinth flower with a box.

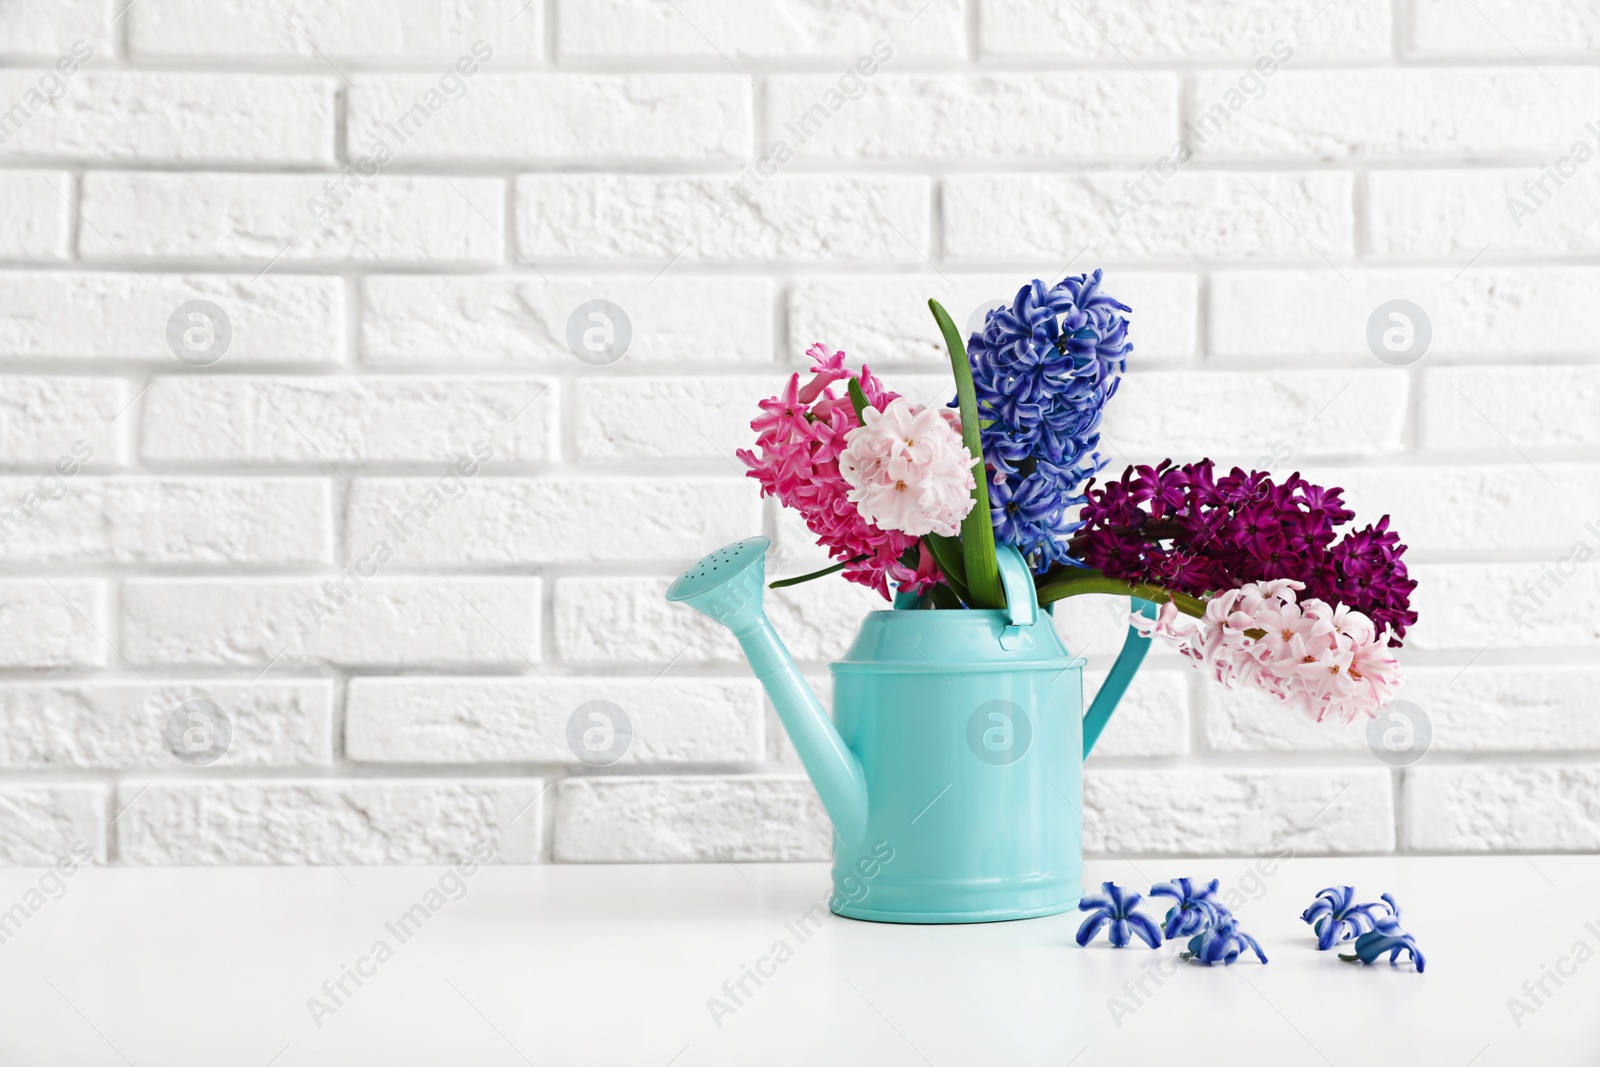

[1134,580,1403,724]
[838,396,977,538]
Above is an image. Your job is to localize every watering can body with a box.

[667,537,1154,924]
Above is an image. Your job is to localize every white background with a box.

[0,0,1594,866]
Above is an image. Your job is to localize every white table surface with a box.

[1,855,1595,1066]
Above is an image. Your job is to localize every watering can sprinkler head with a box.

[665,535,770,634]
[666,536,869,851]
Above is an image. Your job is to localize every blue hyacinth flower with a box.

[1340,894,1425,972]
[961,270,1132,572]
[1182,917,1268,966]
[1076,881,1162,949]
[1301,886,1393,951]
[1149,877,1230,939]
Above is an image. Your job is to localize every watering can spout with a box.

[666,537,869,852]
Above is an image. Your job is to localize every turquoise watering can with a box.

[666,536,1155,924]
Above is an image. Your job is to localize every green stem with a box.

[929,298,1003,610]
[1036,572,1206,617]
[768,557,864,589]
[920,532,971,606]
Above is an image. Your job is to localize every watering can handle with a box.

[1082,597,1158,760]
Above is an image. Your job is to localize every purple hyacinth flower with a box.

[1183,917,1268,966]
[1076,881,1162,949]
[1149,877,1230,939]
[1340,894,1425,972]
[1301,886,1393,951]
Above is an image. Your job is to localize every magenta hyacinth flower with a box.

[1076,881,1162,949]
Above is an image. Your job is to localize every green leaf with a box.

[846,378,870,422]
[920,532,971,605]
[929,298,1003,609]
[768,558,857,590]
[927,583,963,610]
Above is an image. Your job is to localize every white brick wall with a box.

[0,0,1589,866]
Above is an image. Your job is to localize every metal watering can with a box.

[667,535,1156,924]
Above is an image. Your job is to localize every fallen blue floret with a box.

[1301,885,1393,951]
[1182,916,1268,966]
[1149,877,1230,939]
[1339,894,1425,972]
[1076,881,1162,949]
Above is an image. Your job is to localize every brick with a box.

[346,677,763,765]
[0,377,127,466]
[981,0,1390,59]
[0,477,331,564]
[1406,0,1600,55]
[1101,370,1407,462]
[361,275,772,365]
[553,775,829,861]
[78,173,506,265]
[0,73,335,164]
[1211,267,1600,359]
[943,172,1353,261]
[140,377,553,464]
[0,172,70,259]
[788,272,1197,364]
[1407,562,1600,651]
[1084,768,1394,854]
[1405,764,1600,851]
[115,779,543,864]
[350,75,749,162]
[1368,169,1600,258]
[766,73,1176,160]
[0,579,106,668]
[0,272,343,365]
[1300,464,1600,554]
[0,784,104,864]
[516,174,929,262]
[1422,366,1600,451]
[121,577,540,668]
[557,0,963,58]
[1194,69,1596,157]
[1085,668,1189,759]
[128,0,541,60]
[1207,665,1600,754]
[347,477,760,565]
[575,374,950,462]
[0,681,331,768]
[0,0,113,56]
[553,575,873,666]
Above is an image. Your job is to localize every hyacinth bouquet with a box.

[738,271,1418,724]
